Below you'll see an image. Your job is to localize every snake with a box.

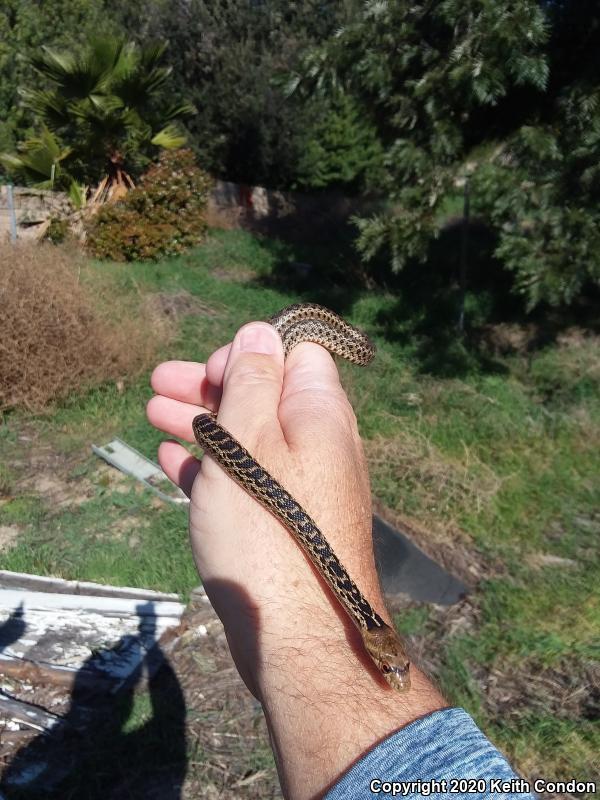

[192,303,411,692]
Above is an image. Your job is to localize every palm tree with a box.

[0,127,71,189]
[2,38,194,203]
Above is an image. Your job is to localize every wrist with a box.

[254,625,447,800]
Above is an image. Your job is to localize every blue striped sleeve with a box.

[324,707,536,800]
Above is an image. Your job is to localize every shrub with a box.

[0,243,170,411]
[46,217,70,245]
[86,149,212,262]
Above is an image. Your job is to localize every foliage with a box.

[46,217,70,244]
[293,0,600,308]
[86,149,212,261]
[140,0,360,188]
[1,35,193,188]
[0,127,72,189]
[293,94,384,191]
[68,180,88,210]
[0,0,122,159]
[470,2,600,308]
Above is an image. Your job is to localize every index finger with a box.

[150,360,222,410]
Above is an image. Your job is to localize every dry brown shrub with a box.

[0,243,171,411]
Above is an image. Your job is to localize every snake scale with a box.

[192,303,410,692]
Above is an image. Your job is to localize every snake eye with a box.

[381,663,391,674]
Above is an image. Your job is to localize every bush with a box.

[86,149,212,262]
[0,243,169,411]
[46,217,70,245]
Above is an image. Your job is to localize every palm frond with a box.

[68,180,88,209]
[29,47,77,83]
[151,125,187,149]
[139,41,169,73]
[30,45,105,98]
[0,128,72,187]
[85,38,129,90]
[87,94,125,115]
[163,102,197,121]
[19,88,69,127]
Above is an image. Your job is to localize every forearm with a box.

[254,617,447,800]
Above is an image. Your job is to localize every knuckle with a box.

[227,355,279,387]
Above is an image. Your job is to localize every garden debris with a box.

[0,695,61,733]
[525,552,579,570]
[92,438,188,505]
[0,572,179,603]
[0,572,185,689]
[373,515,467,605]
[0,571,188,791]
[479,657,600,723]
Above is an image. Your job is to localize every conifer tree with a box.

[292,0,599,308]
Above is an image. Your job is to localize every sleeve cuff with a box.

[324,707,536,800]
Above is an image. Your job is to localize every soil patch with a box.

[0,526,21,552]
[145,291,222,319]
[211,265,257,284]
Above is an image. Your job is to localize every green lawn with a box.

[1,228,598,784]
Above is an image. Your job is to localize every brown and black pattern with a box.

[269,303,376,365]
[193,412,386,633]
[191,305,411,692]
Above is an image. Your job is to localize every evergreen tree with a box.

[140,0,363,188]
[293,0,599,308]
[293,94,383,192]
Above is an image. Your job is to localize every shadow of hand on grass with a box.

[1,602,187,800]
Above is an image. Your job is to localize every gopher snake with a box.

[193,304,410,692]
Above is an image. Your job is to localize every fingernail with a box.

[239,324,278,354]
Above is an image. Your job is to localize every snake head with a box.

[362,624,411,692]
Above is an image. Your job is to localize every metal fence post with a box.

[7,183,17,243]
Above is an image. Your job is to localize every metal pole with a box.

[457,176,470,332]
[7,183,17,243]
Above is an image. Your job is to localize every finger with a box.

[157,440,201,498]
[205,343,232,388]
[150,361,221,410]
[279,342,353,448]
[218,322,285,448]
[146,395,210,443]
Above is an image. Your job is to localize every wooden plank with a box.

[0,656,113,692]
[0,693,61,732]
[0,571,180,602]
[0,589,184,619]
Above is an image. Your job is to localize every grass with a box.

[1,227,599,788]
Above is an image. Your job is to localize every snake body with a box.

[192,303,410,692]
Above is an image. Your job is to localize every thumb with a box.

[217,322,285,448]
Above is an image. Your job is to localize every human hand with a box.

[147,320,445,798]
